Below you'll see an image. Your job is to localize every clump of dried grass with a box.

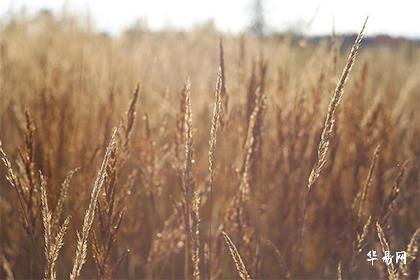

[39,172,71,280]
[92,85,139,279]
[0,112,39,243]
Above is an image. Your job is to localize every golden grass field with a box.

[0,13,419,279]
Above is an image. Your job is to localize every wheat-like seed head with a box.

[0,141,19,190]
[39,172,52,279]
[209,68,222,191]
[124,83,140,149]
[240,87,264,202]
[192,192,201,280]
[357,216,372,253]
[222,231,251,280]
[53,168,78,229]
[381,160,409,226]
[400,228,419,278]
[376,222,398,280]
[354,144,380,220]
[307,17,368,191]
[70,126,119,280]
[39,172,70,280]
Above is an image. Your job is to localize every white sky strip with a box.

[0,0,418,37]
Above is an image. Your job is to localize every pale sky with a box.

[0,0,419,38]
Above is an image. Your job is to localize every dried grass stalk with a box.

[381,160,409,226]
[124,83,140,150]
[307,17,368,190]
[208,45,224,277]
[70,126,120,280]
[222,231,251,280]
[40,172,70,280]
[179,78,201,279]
[53,168,78,229]
[299,18,368,265]
[400,228,419,279]
[240,87,264,202]
[376,222,398,280]
[354,144,380,220]
[356,216,372,253]
[192,193,201,280]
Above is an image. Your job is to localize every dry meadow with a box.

[0,14,419,279]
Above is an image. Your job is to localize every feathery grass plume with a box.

[92,150,121,279]
[39,172,70,280]
[179,77,201,279]
[240,87,265,202]
[124,83,140,150]
[208,46,223,276]
[0,139,38,244]
[17,111,39,237]
[222,231,251,280]
[356,216,372,253]
[0,141,25,219]
[52,168,78,229]
[349,215,372,273]
[92,91,139,279]
[39,172,52,279]
[181,77,193,233]
[175,82,188,163]
[192,193,201,280]
[209,46,224,190]
[70,126,120,280]
[376,222,398,280]
[307,17,368,191]
[400,228,419,279]
[353,144,381,221]
[246,57,267,133]
[381,160,409,226]
[50,217,70,276]
[298,18,368,266]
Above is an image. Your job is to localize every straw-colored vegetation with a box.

[0,12,419,279]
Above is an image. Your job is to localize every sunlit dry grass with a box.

[0,13,419,279]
